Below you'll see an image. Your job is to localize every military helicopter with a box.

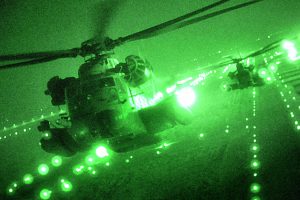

[200,37,287,91]
[0,0,263,156]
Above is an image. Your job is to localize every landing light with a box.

[95,146,109,158]
[175,87,196,108]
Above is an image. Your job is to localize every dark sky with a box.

[1,0,300,123]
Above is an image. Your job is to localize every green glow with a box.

[250,183,261,193]
[106,162,110,166]
[166,85,176,94]
[89,169,97,176]
[7,187,15,195]
[23,174,34,184]
[176,87,196,107]
[38,164,49,176]
[265,77,272,82]
[42,131,52,140]
[12,182,18,188]
[39,188,52,200]
[283,40,294,49]
[199,133,204,137]
[177,77,193,85]
[258,68,268,78]
[85,155,95,164]
[95,146,109,158]
[251,196,261,200]
[60,179,73,192]
[251,159,261,170]
[282,41,300,61]
[72,164,84,175]
[268,64,278,72]
[131,95,150,110]
[144,68,151,77]
[51,155,62,167]
[251,144,260,152]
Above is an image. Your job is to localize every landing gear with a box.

[38,120,78,157]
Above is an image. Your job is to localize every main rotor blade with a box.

[115,0,263,44]
[0,56,62,70]
[0,48,80,61]
[141,0,263,41]
[92,0,124,40]
[243,39,284,59]
[115,0,230,44]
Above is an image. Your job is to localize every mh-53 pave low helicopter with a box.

[0,0,263,156]
[198,37,288,91]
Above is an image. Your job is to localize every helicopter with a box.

[197,37,288,91]
[0,0,264,156]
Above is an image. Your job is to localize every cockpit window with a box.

[81,77,115,93]
[98,77,115,88]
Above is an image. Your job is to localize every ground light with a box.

[23,173,34,184]
[268,64,278,73]
[72,164,85,175]
[251,196,261,200]
[38,164,49,176]
[60,179,73,192]
[258,68,268,78]
[51,155,62,167]
[85,155,95,165]
[251,159,261,170]
[175,87,196,108]
[6,186,15,195]
[250,183,261,193]
[39,188,52,200]
[251,144,260,153]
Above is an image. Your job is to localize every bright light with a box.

[51,155,62,167]
[258,68,268,78]
[60,179,73,192]
[251,159,261,170]
[283,41,294,49]
[250,183,261,193]
[23,174,34,184]
[42,131,52,140]
[166,85,176,94]
[251,196,261,200]
[72,164,84,175]
[95,146,109,158]
[145,68,151,77]
[175,87,196,107]
[38,164,49,176]
[85,155,95,164]
[7,187,14,194]
[268,64,278,72]
[282,40,300,61]
[40,189,52,200]
[251,144,260,152]
[177,77,193,85]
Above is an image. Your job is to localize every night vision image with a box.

[1,0,300,199]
